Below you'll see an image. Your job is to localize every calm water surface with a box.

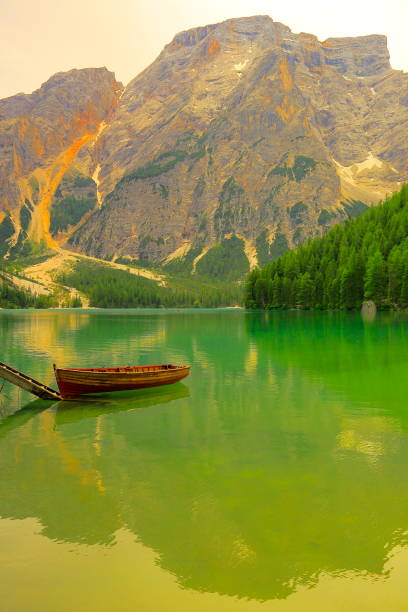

[0,309,408,611]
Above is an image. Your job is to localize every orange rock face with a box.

[207,39,220,55]
[33,133,98,248]
[0,68,122,253]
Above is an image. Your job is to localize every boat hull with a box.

[54,364,190,398]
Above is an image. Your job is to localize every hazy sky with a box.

[1,0,407,99]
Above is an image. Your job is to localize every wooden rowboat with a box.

[53,364,190,398]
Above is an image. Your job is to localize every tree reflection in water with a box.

[0,310,407,603]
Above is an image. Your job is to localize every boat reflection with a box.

[55,382,190,425]
[1,310,408,603]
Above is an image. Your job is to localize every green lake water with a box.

[0,309,408,611]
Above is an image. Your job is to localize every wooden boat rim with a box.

[54,364,190,374]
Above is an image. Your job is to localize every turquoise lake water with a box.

[0,309,408,611]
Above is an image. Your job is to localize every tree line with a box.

[245,185,408,310]
[0,279,58,309]
[58,261,243,308]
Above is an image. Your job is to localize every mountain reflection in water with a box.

[0,309,408,605]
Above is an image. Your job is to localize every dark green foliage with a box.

[163,247,202,276]
[256,230,271,267]
[0,214,15,256]
[71,175,95,188]
[269,155,317,182]
[245,185,408,310]
[151,182,169,199]
[114,256,155,269]
[8,239,52,266]
[289,201,308,217]
[318,209,335,226]
[139,235,162,248]
[195,235,249,280]
[50,196,96,234]
[263,184,281,207]
[198,214,208,233]
[29,177,40,204]
[219,177,244,204]
[293,227,304,246]
[251,137,265,148]
[7,229,30,259]
[57,261,243,308]
[111,134,209,192]
[256,231,289,267]
[158,184,169,199]
[19,205,32,232]
[57,263,162,307]
[194,176,206,199]
[364,250,387,303]
[196,133,208,147]
[289,202,308,231]
[176,129,196,145]
[270,233,290,260]
[120,151,188,183]
[343,200,369,218]
[189,146,206,161]
[135,235,165,262]
[292,156,317,181]
[214,178,251,237]
[60,169,96,190]
[0,278,58,309]
[69,295,83,308]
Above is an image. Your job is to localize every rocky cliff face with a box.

[0,68,122,255]
[2,16,407,274]
[67,16,407,273]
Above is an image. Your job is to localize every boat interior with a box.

[57,364,185,373]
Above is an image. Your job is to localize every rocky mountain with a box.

[1,16,407,277]
[0,68,122,255]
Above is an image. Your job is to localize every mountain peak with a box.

[322,34,390,77]
[169,15,283,49]
[166,16,390,78]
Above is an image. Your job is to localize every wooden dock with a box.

[0,361,61,400]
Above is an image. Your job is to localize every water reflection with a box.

[0,310,408,603]
[55,384,190,425]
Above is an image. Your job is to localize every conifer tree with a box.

[364,250,387,305]
[245,185,408,311]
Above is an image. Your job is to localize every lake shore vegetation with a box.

[245,185,408,310]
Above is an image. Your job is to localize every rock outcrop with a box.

[2,16,407,274]
[0,68,122,254]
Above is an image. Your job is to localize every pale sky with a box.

[1,0,407,99]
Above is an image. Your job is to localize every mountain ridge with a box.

[1,15,407,280]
